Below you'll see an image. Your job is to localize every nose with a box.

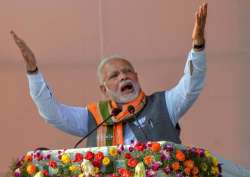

[119,71,128,81]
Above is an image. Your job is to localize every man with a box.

[11,3,207,147]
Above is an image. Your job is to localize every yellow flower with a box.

[205,150,212,158]
[69,165,80,172]
[212,156,218,166]
[211,166,219,175]
[200,162,208,172]
[109,147,118,157]
[102,157,110,165]
[61,153,71,164]
[94,167,100,174]
[78,174,84,177]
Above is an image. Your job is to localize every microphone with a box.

[127,105,135,114]
[127,105,149,142]
[74,107,122,148]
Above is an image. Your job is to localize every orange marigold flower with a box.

[150,142,161,152]
[144,155,153,165]
[192,166,199,175]
[176,150,185,161]
[26,164,36,175]
[184,160,194,169]
[171,162,180,171]
[24,154,33,162]
[184,167,191,175]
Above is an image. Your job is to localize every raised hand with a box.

[11,30,38,73]
[192,3,208,50]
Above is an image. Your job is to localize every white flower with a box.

[34,171,44,177]
[81,159,95,176]
[134,162,146,177]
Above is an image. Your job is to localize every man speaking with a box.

[11,3,207,147]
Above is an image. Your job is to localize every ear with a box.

[99,85,108,97]
[135,72,139,81]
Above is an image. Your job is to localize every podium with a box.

[9,141,250,177]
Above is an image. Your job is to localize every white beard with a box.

[105,80,140,104]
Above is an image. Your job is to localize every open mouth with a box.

[120,82,134,93]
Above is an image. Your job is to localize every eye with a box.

[122,68,133,74]
[108,72,119,79]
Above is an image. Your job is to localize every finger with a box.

[10,31,25,45]
[10,30,21,42]
[197,7,202,26]
[11,32,22,46]
[201,4,207,28]
[195,11,199,25]
[10,30,17,37]
[203,3,208,17]
[201,3,207,16]
[11,33,28,49]
[198,6,202,17]
[10,30,16,37]
[13,37,25,49]
[195,11,198,22]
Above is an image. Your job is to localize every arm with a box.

[166,3,208,126]
[27,72,89,137]
[11,31,89,137]
[166,49,206,126]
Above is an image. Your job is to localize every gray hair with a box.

[97,54,134,84]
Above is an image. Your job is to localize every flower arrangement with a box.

[8,141,222,177]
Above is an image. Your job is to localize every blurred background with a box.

[1,0,249,175]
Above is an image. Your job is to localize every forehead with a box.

[102,58,134,73]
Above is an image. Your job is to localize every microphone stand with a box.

[74,108,122,148]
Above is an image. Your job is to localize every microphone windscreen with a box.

[127,105,135,114]
[111,108,122,116]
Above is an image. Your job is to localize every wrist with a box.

[192,38,205,51]
[27,66,38,74]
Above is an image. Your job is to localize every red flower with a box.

[92,159,101,167]
[124,153,132,159]
[73,153,83,162]
[42,169,49,176]
[118,168,132,177]
[95,151,104,161]
[85,151,94,161]
[109,174,119,177]
[134,142,145,151]
[48,160,57,169]
[127,158,138,168]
